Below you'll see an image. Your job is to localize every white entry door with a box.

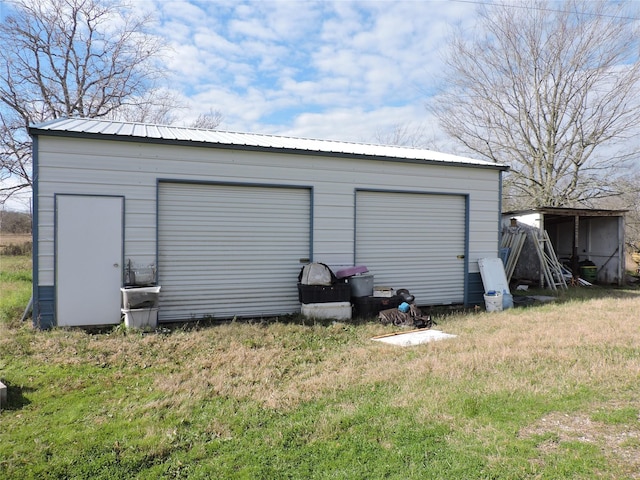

[56,195,123,326]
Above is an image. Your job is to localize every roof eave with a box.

[29,126,509,171]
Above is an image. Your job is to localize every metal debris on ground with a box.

[378,303,435,329]
[501,228,527,282]
[533,230,568,290]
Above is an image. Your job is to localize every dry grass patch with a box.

[0,233,31,244]
[149,322,410,410]
[0,234,32,256]
[519,406,640,478]
[141,292,640,426]
[437,296,640,384]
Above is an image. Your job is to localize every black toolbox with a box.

[298,282,351,303]
[352,295,404,319]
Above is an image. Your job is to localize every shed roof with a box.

[29,117,507,170]
[504,207,627,218]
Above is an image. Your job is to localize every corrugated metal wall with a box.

[158,182,311,320]
[34,135,503,324]
[355,191,466,305]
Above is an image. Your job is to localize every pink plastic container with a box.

[335,265,369,279]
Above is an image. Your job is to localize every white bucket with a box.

[483,291,503,312]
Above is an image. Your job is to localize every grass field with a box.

[1,256,640,479]
[0,255,31,325]
[0,233,32,256]
[0,233,31,245]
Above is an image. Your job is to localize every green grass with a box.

[2,257,640,479]
[591,406,639,425]
[0,255,31,326]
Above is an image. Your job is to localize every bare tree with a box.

[430,0,640,209]
[595,173,640,252]
[0,210,32,234]
[372,122,438,149]
[189,109,224,130]
[111,89,181,125]
[0,0,179,205]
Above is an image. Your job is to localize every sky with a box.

[7,0,631,212]
[136,0,480,149]
[0,0,482,211]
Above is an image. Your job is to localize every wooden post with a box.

[572,215,580,280]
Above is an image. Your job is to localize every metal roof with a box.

[504,207,627,217]
[29,117,507,169]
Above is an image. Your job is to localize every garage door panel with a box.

[159,183,311,320]
[355,191,466,305]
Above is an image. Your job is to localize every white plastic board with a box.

[478,257,511,295]
[372,329,457,346]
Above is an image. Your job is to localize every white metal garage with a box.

[355,190,467,305]
[158,182,311,320]
[29,117,507,328]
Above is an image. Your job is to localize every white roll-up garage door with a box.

[158,182,311,321]
[355,191,466,305]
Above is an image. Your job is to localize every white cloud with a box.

[147,0,479,150]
